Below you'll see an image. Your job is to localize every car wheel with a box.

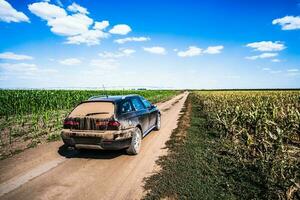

[126,127,142,155]
[154,113,161,130]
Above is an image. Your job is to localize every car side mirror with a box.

[148,104,156,110]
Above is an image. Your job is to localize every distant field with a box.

[144,90,300,200]
[0,89,180,159]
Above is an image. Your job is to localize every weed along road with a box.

[0,92,188,200]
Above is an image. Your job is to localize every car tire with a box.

[154,113,161,131]
[126,127,142,155]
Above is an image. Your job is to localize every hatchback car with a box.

[61,95,161,155]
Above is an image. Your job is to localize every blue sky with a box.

[0,0,300,89]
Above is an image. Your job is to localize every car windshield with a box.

[69,102,114,118]
[131,98,146,111]
[141,98,152,108]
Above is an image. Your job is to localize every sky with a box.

[0,0,300,89]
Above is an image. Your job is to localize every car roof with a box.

[85,94,141,103]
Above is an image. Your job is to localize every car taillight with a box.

[64,120,79,126]
[108,121,120,127]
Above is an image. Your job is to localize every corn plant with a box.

[195,90,300,199]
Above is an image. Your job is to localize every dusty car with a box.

[61,95,161,155]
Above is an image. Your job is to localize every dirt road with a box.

[0,92,188,200]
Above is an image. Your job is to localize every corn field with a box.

[0,89,179,159]
[194,91,300,199]
[0,89,178,116]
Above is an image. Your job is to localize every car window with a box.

[141,97,152,108]
[118,100,134,114]
[131,98,146,111]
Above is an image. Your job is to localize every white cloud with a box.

[0,62,58,80]
[28,2,132,46]
[246,41,286,52]
[67,3,89,14]
[272,16,300,30]
[0,52,33,60]
[109,24,131,35]
[259,53,278,58]
[0,62,37,72]
[245,53,278,60]
[89,59,119,70]
[114,36,150,44]
[28,2,66,21]
[261,68,297,76]
[286,69,300,76]
[59,58,82,65]
[98,48,136,58]
[0,0,29,23]
[271,59,281,63]
[66,29,109,45]
[177,45,224,57]
[177,46,202,57]
[122,48,135,55]
[29,2,92,36]
[28,2,112,46]
[94,20,109,30]
[270,70,282,74]
[143,46,166,55]
[98,52,122,58]
[48,13,93,36]
[203,45,224,54]
[287,68,299,72]
[262,67,271,71]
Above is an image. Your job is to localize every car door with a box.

[130,97,149,135]
[140,97,157,127]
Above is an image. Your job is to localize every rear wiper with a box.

[86,112,109,116]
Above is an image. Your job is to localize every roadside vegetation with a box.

[0,89,179,160]
[144,91,300,200]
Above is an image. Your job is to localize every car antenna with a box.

[102,84,108,98]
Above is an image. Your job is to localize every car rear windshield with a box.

[69,102,115,118]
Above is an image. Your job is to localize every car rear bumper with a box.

[61,128,134,150]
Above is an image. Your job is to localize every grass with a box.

[143,94,234,199]
[143,93,299,199]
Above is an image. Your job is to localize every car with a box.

[61,95,161,155]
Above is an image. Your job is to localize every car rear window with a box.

[69,102,115,118]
